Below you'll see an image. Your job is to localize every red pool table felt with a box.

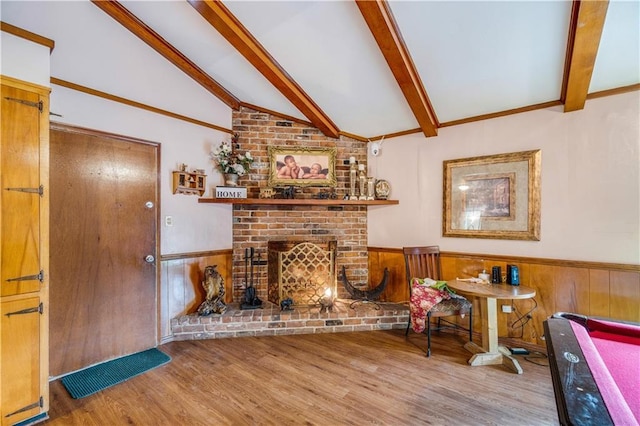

[544,314,640,426]
[571,318,640,424]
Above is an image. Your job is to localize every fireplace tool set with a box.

[241,247,264,310]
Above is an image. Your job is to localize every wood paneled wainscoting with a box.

[161,248,639,348]
[160,250,233,343]
[368,247,640,347]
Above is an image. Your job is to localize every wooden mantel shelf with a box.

[198,198,399,206]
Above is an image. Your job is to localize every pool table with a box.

[543,312,640,426]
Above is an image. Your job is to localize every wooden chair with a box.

[404,246,473,357]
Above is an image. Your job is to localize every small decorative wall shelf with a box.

[172,171,207,196]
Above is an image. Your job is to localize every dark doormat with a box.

[61,348,171,399]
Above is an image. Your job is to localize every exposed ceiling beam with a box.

[187,0,340,139]
[561,0,609,112]
[356,0,438,138]
[91,0,240,110]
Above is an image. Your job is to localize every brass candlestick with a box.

[358,164,367,200]
[367,177,375,200]
[349,157,358,200]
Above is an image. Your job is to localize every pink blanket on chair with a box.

[409,282,453,333]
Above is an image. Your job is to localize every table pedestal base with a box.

[463,342,524,374]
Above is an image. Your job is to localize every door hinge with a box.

[4,302,43,317]
[4,396,43,418]
[6,270,44,283]
[4,185,44,197]
[4,96,43,112]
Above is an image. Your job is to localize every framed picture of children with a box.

[268,146,337,187]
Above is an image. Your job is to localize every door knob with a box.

[144,255,155,263]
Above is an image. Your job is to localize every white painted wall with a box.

[49,85,233,255]
[2,22,234,256]
[368,91,640,265]
[0,31,50,87]
[48,88,640,263]
[5,27,637,263]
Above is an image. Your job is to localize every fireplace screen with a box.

[268,241,337,306]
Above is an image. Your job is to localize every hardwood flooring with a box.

[44,330,559,425]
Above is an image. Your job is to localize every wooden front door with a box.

[49,124,159,377]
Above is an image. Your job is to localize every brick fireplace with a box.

[170,107,409,341]
[229,107,370,305]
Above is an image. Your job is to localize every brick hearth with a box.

[171,300,409,340]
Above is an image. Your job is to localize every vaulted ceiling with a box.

[2,0,639,142]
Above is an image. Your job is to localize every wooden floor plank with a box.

[44,330,558,425]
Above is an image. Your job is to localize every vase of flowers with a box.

[210,134,253,187]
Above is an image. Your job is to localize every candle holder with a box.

[358,163,367,200]
[366,177,375,200]
[319,288,334,313]
[349,157,358,200]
